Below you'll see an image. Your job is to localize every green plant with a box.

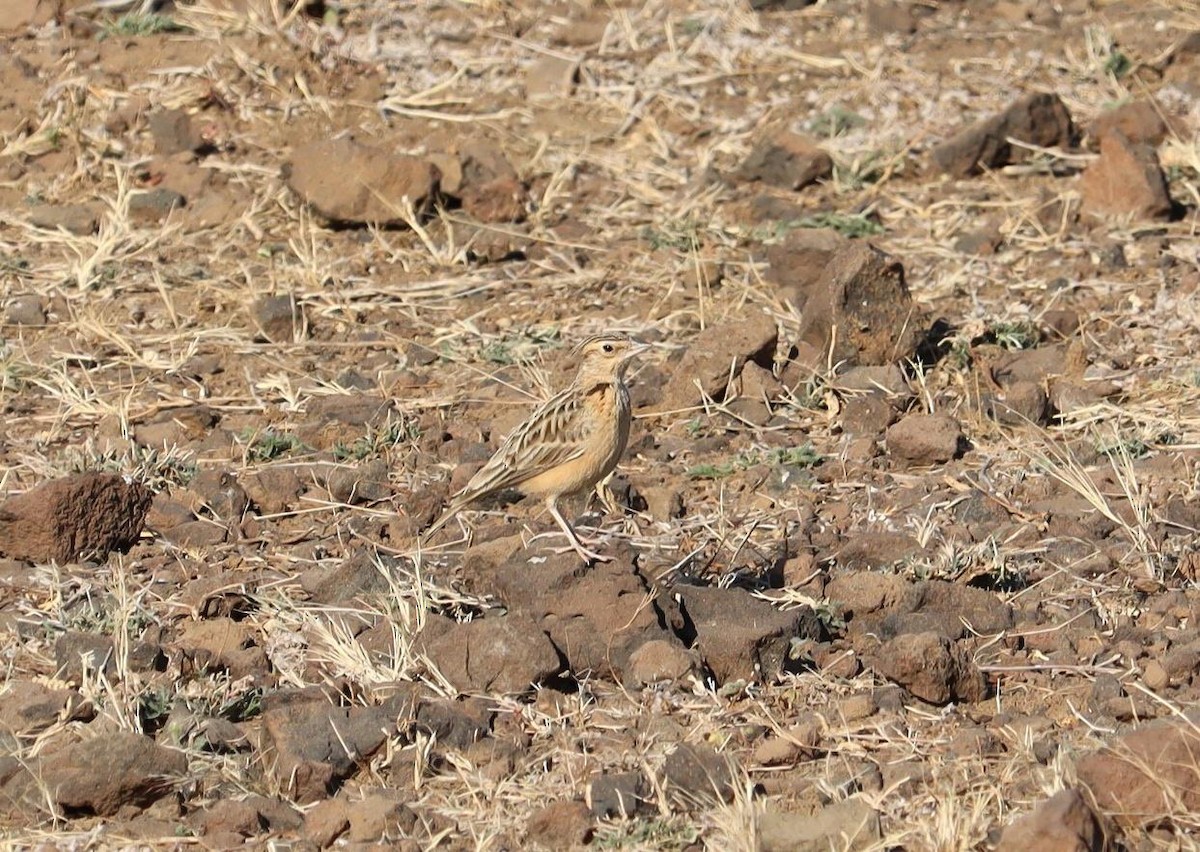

[100,13,184,38]
[1095,434,1151,461]
[796,212,883,238]
[642,219,702,252]
[1103,49,1132,79]
[478,327,561,365]
[688,444,821,479]
[807,105,866,137]
[333,416,421,461]
[242,428,307,462]
[989,320,1040,351]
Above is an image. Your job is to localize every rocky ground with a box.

[2,0,1200,849]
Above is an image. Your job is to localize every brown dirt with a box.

[2,0,1200,849]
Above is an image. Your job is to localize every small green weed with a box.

[796,212,884,238]
[1103,50,1132,79]
[989,320,1040,351]
[333,416,421,461]
[100,13,184,38]
[479,327,561,365]
[242,428,307,462]
[807,105,867,137]
[688,444,821,479]
[641,219,702,252]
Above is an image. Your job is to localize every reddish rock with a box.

[738,130,833,191]
[1088,100,1169,149]
[471,546,685,683]
[0,732,188,817]
[0,680,92,735]
[797,242,919,367]
[283,136,439,225]
[885,413,964,464]
[419,613,561,695]
[931,92,1074,177]
[526,800,593,849]
[658,315,778,411]
[1076,709,1200,827]
[871,632,986,704]
[764,227,847,310]
[0,472,153,564]
[996,788,1112,852]
[1079,131,1173,221]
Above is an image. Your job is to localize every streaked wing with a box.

[455,386,589,502]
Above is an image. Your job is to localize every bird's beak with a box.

[630,342,652,357]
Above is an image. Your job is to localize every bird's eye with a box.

[602,343,614,353]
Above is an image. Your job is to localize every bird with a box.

[422,332,649,562]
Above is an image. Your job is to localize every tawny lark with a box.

[422,332,648,562]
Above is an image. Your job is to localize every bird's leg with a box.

[546,498,611,563]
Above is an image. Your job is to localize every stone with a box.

[930,92,1074,177]
[738,130,833,191]
[128,188,186,224]
[1076,708,1200,827]
[1088,101,1168,149]
[1079,131,1173,221]
[0,472,152,564]
[250,294,307,343]
[26,202,103,235]
[4,295,45,326]
[996,788,1112,852]
[525,801,593,849]
[658,315,778,411]
[759,796,882,852]
[0,732,188,817]
[661,743,737,807]
[526,55,579,99]
[148,108,208,155]
[764,227,846,310]
[419,613,561,695]
[55,631,116,684]
[627,639,700,687]
[678,585,822,684]
[871,632,987,704]
[0,681,92,735]
[797,242,919,367]
[283,136,439,225]
[476,547,685,682]
[587,771,648,818]
[885,413,964,464]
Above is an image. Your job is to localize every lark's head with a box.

[573,332,648,383]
